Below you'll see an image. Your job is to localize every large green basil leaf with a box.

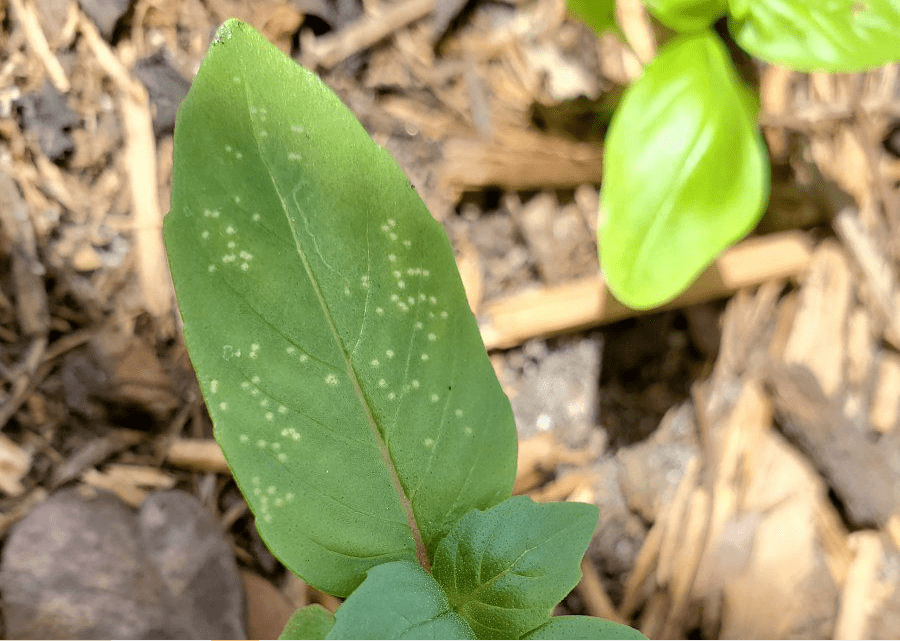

[165,19,517,598]
[599,30,768,309]
[728,0,900,71]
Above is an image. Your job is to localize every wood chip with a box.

[0,171,49,337]
[783,239,851,396]
[8,0,70,92]
[0,432,32,496]
[870,351,900,434]
[166,438,229,474]
[441,130,604,196]
[78,11,172,323]
[766,362,899,527]
[479,231,813,350]
[80,468,148,507]
[834,531,884,640]
[834,207,900,349]
[576,556,624,623]
[305,0,436,70]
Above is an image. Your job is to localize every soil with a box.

[3,0,900,638]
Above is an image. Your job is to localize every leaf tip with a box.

[213,18,245,45]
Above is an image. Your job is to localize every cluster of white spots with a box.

[250,476,295,524]
[240,422,291,463]
[223,144,243,159]
[281,427,301,441]
[249,343,260,359]
[201,207,255,272]
[209,380,219,394]
[325,373,338,386]
[285,346,309,363]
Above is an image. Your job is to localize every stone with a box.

[133,52,191,138]
[15,82,79,162]
[0,487,244,638]
[508,336,603,447]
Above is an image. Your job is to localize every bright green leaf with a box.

[599,30,768,309]
[645,0,727,31]
[280,604,335,640]
[165,19,517,598]
[431,495,599,639]
[728,0,900,72]
[326,561,475,639]
[523,616,648,640]
[568,0,619,36]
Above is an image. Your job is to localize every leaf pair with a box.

[165,19,645,640]
[570,0,900,309]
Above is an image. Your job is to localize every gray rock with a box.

[15,82,79,162]
[0,487,244,639]
[508,337,603,447]
[616,400,698,522]
[133,52,190,137]
[78,0,133,41]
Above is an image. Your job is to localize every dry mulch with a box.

[3,0,900,638]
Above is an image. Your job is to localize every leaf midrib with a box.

[238,69,429,571]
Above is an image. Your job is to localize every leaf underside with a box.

[165,19,517,598]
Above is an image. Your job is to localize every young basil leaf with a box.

[280,605,335,640]
[645,0,727,32]
[728,0,900,71]
[522,615,648,640]
[326,561,475,639]
[568,0,619,37]
[165,19,517,598]
[599,30,768,309]
[431,495,599,639]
